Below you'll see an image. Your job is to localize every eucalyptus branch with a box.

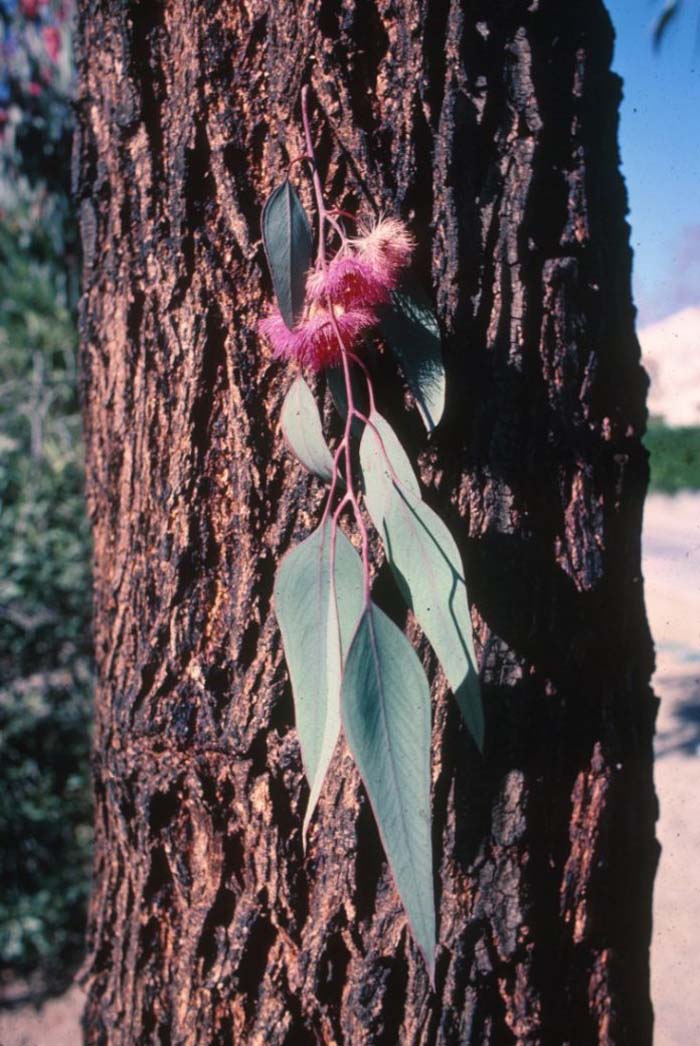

[258,81,483,981]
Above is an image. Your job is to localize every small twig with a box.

[301,83,372,603]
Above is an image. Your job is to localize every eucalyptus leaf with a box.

[341,601,436,979]
[280,375,337,484]
[652,0,680,49]
[302,522,364,841]
[360,412,483,750]
[379,277,446,433]
[274,519,364,829]
[362,410,420,497]
[262,178,313,328]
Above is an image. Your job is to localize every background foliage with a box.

[0,0,92,993]
[646,423,700,493]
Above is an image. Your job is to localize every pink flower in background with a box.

[20,0,40,17]
[259,307,375,371]
[42,26,62,64]
[27,81,42,97]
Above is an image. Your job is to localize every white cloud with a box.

[639,306,700,426]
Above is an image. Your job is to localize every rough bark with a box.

[75,1,657,1043]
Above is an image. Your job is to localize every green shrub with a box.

[0,210,93,989]
[645,423,700,494]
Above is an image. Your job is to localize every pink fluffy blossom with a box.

[306,254,393,309]
[351,217,415,282]
[259,217,414,371]
[259,307,375,371]
[306,219,415,311]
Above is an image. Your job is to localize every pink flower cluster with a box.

[259,217,414,370]
[42,26,62,63]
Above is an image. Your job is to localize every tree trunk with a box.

[74,1,657,1042]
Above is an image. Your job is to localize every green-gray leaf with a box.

[362,410,420,496]
[262,179,313,328]
[341,602,436,979]
[280,375,336,484]
[379,277,446,432]
[360,412,483,750]
[274,519,364,827]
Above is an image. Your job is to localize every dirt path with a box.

[1,493,697,1044]
[0,986,84,1046]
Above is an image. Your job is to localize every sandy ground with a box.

[0,985,84,1046]
[645,493,700,1046]
[0,493,698,1044]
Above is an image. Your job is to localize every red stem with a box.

[287,153,312,178]
[301,86,327,269]
[327,207,358,224]
[320,438,347,529]
[301,84,372,603]
[345,349,376,416]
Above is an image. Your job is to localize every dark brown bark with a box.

[75,1,657,1043]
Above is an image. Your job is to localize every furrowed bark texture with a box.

[75,2,657,1043]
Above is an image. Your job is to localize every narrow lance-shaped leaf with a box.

[379,275,446,433]
[280,375,337,485]
[341,601,436,980]
[262,178,313,328]
[652,0,681,49]
[302,523,361,842]
[360,410,420,496]
[360,412,484,750]
[274,518,364,830]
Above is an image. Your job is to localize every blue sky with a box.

[607,0,700,325]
